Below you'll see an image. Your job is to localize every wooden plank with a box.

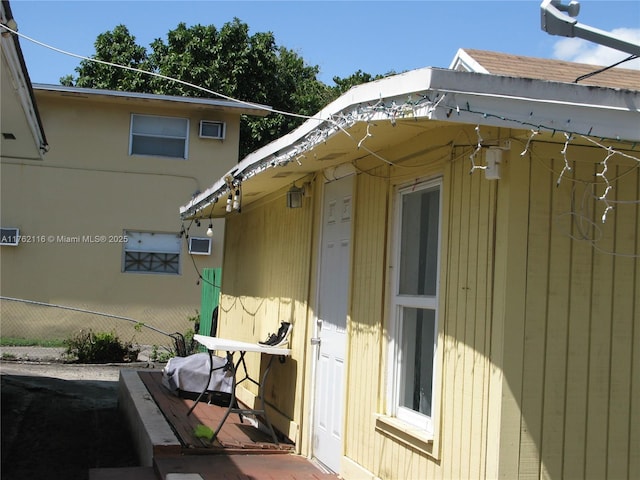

[540,157,572,480]
[630,172,640,480]
[606,164,637,480]
[137,371,293,454]
[562,168,594,480]
[519,153,551,479]
[443,146,467,480]
[491,142,531,479]
[584,164,615,480]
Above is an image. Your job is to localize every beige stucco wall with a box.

[1,90,242,345]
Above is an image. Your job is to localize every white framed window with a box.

[130,114,189,159]
[388,178,441,434]
[123,231,181,274]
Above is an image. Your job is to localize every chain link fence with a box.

[0,296,197,356]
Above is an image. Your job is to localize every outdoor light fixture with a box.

[287,184,304,208]
[206,222,214,237]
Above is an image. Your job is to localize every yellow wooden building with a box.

[181,50,639,480]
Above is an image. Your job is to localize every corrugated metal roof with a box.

[458,48,639,91]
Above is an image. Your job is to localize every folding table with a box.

[188,334,291,444]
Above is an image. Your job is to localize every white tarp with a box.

[162,352,233,395]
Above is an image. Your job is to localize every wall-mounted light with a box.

[287,184,304,208]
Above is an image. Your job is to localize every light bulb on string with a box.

[226,192,233,213]
[206,222,214,237]
[233,188,241,210]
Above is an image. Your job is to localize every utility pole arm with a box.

[540,0,640,56]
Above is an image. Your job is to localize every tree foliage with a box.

[62,20,382,159]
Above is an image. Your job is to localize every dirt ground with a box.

[0,357,154,480]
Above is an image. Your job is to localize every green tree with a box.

[61,25,151,92]
[62,20,380,158]
[330,69,389,96]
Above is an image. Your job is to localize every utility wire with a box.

[574,54,639,83]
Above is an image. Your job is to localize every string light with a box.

[233,187,241,211]
[595,147,616,223]
[557,133,573,187]
[468,125,487,174]
[520,129,540,157]
[19,18,628,225]
[12,19,637,258]
[225,193,233,213]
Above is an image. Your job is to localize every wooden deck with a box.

[138,371,294,455]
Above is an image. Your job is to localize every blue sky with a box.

[9,0,640,86]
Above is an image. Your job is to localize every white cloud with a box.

[552,28,640,70]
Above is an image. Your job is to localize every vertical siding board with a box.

[351,173,368,466]
[461,166,482,480]
[606,164,636,480]
[470,175,494,479]
[443,151,465,479]
[631,170,640,480]
[348,170,387,470]
[520,152,551,479]
[585,162,615,480]
[540,161,573,480]
[479,178,497,480]
[562,174,594,480]
[447,150,471,479]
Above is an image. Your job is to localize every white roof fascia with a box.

[448,48,489,73]
[180,67,639,218]
[32,84,273,116]
[1,10,47,157]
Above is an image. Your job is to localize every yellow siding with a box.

[345,166,389,470]
[216,124,639,480]
[514,142,640,480]
[343,126,498,479]
[218,185,314,444]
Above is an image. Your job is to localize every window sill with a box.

[375,415,437,459]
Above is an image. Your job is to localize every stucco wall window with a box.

[122,231,181,274]
[129,114,189,159]
[389,179,441,434]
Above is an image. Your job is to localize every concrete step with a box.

[89,466,157,480]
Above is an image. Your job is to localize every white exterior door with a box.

[312,176,352,473]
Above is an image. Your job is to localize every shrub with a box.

[63,329,139,363]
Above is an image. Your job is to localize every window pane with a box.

[130,115,188,158]
[399,187,439,296]
[131,135,186,158]
[399,307,435,416]
[132,115,187,137]
[123,231,181,274]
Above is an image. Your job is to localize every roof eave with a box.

[1,1,48,156]
[180,67,639,219]
[32,83,273,117]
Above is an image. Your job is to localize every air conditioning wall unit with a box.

[188,237,212,255]
[199,121,225,140]
[0,227,19,246]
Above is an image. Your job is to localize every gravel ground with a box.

[0,349,165,480]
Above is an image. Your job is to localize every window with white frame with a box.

[123,231,181,274]
[129,114,189,159]
[389,179,441,434]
